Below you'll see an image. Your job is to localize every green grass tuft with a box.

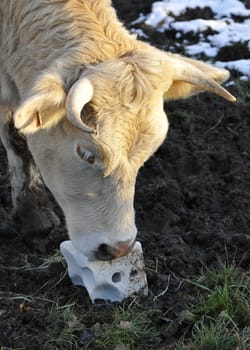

[177,264,250,350]
[45,301,82,350]
[90,306,159,350]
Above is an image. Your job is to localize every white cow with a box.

[0,0,235,260]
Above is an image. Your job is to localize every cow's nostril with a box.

[95,243,113,261]
[95,239,136,261]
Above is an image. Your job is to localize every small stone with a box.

[119,321,132,329]
[114,345,130,350]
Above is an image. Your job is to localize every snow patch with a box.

[136,0,250,77]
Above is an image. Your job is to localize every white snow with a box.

[216,59,250,77]
[208,19,250,48]
[186,42,218,57]
[146,0,250,22]
[172,19,228,34]
[135,0,250,77]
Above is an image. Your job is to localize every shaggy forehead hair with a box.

[82,52,165,178]
[86,51,164,110]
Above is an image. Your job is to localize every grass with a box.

[2,247,249,349]
[6,291,159,350]
[38,300,159,350]
[39,250,67,269]
[177,264,250,350]
[189,318,238,350]
[0,250,66,271]
[233,79,250,106]
[43,300,83,350]
[87,306,159,350]
[81,262,250,350]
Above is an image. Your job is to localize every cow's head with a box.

[14,50,235,260]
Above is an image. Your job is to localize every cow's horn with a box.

[182,74,236,102]
[170,60,236,102]
[66,77,95,133]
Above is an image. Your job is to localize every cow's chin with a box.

[68,229,137,261]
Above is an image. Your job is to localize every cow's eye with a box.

[76,144,95,164]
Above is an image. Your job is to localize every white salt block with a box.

[60,240,148,303]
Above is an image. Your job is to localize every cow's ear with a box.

[163,54,236,102]
[14,73,66,134]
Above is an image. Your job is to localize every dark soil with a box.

[0,1,250,349]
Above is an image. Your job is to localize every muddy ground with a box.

[0,1,250,349]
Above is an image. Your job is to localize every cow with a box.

[0,0,235,260]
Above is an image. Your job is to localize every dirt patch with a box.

[0,1,250,349]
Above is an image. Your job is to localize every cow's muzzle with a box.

[95,239,136,261]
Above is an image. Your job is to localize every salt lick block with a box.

[60,240,148,303]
